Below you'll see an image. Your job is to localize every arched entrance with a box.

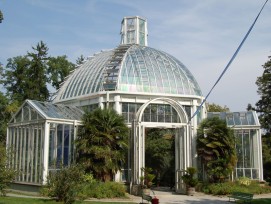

[130,98,191,193]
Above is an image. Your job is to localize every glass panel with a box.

[240,112,248,125]
[16,110,22,122]
[237,169,243,178]
[165,105,171,123]
[158,105,165,122]
[226,114,234,126]
[63,125,70,166]
[252,169,259,179]
[172,108,178,123]
[23,106,30,121]
[245,169,251,178]
[246,112,255,125]
[236,132,243,168]
[31,108,38,120]
[57,124,63,166]
[70,126,75,165]
[151,104,157,122]
[243,131,250,168]
[233,113,241,125]
[49,128,55,168]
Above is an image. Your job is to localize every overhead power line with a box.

[191,0,269,120]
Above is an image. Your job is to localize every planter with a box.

[142,188,151,195]
[187,187,196,196]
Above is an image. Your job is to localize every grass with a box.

[0,196,135,204]
[1,196,271,204]
[252,199,271,204]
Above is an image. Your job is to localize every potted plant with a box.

[181,167,198,196]
[140,167,155,195]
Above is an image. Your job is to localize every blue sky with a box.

[0,0,270,111]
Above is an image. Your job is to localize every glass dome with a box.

[54,44,202,102]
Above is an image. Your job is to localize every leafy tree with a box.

[47,56,75,90]
[76,108,129,181]
[0,92,9,143]
[0,143,16,196]
[256,56,271,132]
[0,92,19,143]
[145,128,175,186]
[197,117,237,183]
[0,10,3,23]
[26,41,49,101]
[255,55,271,181]
[1,41,74,104]
[76,55,85,65]
[2,56,30,102]
[207,102,230,112]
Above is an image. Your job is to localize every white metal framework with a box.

[208,112,263,180]
[54,45,202,102]
[7,100,83,185]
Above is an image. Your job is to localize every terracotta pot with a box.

[187,187,195,196]
[142,188,151,195]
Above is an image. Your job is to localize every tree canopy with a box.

[75,108,129,181]
[207,102,230,112]
[1,41,75,104]
[0,92,18,143]
[197,117,236,183]
[255,55,271,181]
[0,10,3,23]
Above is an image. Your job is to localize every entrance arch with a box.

[131,97,191,193]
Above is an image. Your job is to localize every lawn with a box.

[252,199,271,204]
[1,196,271,204]
[0,196,135,204]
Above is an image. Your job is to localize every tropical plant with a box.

[140,167,155,188]
[181,167,198,188]
[76,108,129,181]
[197,117,237,183]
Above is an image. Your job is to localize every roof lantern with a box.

[120,16,148,46]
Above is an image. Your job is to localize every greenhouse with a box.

[208,112,262,180]
[6,100,83,187]
[6,16,263,193]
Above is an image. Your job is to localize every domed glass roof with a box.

[54,44,202,102]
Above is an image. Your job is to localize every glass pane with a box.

[245,169,252,179]
[237,169,243,178]
[57,124,63,166]
[63,125,70,166]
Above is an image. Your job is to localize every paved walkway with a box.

[86,190,271,204]
[7,189,271,204]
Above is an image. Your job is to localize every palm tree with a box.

[76,108,129,181]
[196,117,237,183]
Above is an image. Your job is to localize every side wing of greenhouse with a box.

[208,111,263,180]
[6,100,83,190]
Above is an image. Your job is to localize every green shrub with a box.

[41,164,85,204]
[0,144,16,196]
[80,181,126,199]
[201,180,271,195]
